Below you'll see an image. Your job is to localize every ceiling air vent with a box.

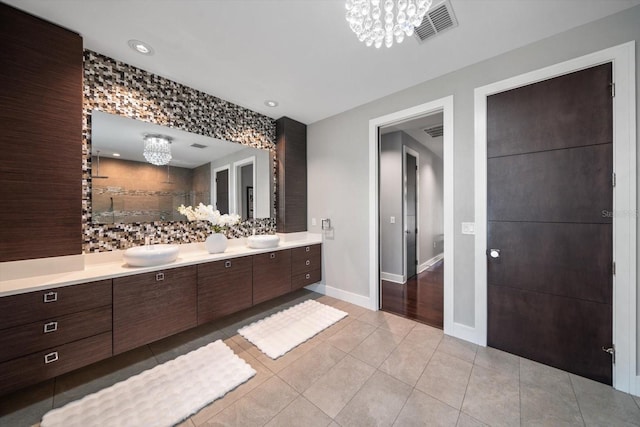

[414,0,458,43]
[190,143,207,149]
[424,125,444,138]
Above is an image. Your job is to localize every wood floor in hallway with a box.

[381,260,444,329]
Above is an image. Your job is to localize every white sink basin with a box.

[123,244,179,267]
[247,234,280,249]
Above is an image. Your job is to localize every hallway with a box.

[381,260,444,329]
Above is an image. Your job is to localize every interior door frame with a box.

[403,145,420,281]
[232,156,257,219]
[474,42,637,393]
[369,95,454,336]
[212,164,231,213]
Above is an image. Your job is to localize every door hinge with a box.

[610,82,615,97]
[613,261,616,275]
[612,172,616,187]
[602,345,615,364]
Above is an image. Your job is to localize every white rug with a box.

[41,340,255,427]
[238,299,348,359]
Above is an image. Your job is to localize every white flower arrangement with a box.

[177,203,240,233]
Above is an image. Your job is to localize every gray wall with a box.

[307,6,639,333]
[380,131,444,278]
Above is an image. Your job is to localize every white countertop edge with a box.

[0,233,322,297]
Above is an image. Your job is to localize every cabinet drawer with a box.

[292,269,322,290]
[0,332,112,397]
[0,305,112,363]
[198,256,253,325]
[291,245,322,276]
[253,250,292,305]
[113,266,197,355]
[0,280,112,330]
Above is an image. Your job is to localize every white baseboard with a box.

[380,272,405,284]
[418,253,444,274]
[449,321,485,346]
[305,282,372,310]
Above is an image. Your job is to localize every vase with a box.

[205,233,228,254]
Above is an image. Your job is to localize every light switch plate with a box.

[311,218,317,226]
[390,216,396,224]
[461,222,475,235]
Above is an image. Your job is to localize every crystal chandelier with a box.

[143,134,172,165]
[346,0,432,48]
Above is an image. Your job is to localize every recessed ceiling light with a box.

[264,100,278,107]
[112,153,121,157]
[128,39,154,56]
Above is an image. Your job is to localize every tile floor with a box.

[2,289,640,427]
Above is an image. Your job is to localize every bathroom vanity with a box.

[0,237,321,396]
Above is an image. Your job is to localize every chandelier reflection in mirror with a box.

[345,0,432,48]
[143,134,172,165]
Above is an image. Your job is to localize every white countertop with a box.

[0,233,323,297]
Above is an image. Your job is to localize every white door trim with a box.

[473,41,637,393]
[403,145,420,280]
[369,95,455,336]
[233,156,257,218]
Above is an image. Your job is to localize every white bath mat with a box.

[238,299,348,359]
[41,340,255,427]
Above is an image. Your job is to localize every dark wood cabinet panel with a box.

[0,305,111,363]
[291,244,322,276]
[0,3,83,262]
[0,280,112,330]
[253,250,292,305]
[276,117,307,233]
[198,256,253,324]
[0,332,112,397]
[113,266,197,354]
[292,269,321,290]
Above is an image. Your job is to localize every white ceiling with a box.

[6,0,639,124]
[381,112,444,158]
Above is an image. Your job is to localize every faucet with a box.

[144,233,151,246]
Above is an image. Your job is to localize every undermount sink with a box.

[246,234,280,249]
[123,244,180,267]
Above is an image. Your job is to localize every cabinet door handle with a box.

[225,260,232,268]
[43,321,58,334]
[305,273,311,280]
[305,246,310,252]
[43,291,58,303]
[44,352,59,364]
[270,253,276,259]
[305,260,311,266]
[156,272,165,281]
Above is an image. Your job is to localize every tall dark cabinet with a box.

[0,3,83,262]
[276,117,307,233]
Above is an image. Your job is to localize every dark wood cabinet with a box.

[253,250,292,304]
[0,280,113,396]
[291,244,322,290]
[113,266,197,354]
[276,117,307,233]
[198,256,253,324]
[0,3,83,262]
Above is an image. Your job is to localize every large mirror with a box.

[90,110,273,224]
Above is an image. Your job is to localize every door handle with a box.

[487,249,500,259]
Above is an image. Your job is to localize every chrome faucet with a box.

[144,234,151,246]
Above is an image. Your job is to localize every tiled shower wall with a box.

[83,51,276,252]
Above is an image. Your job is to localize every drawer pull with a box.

[43,321,58,334]
[156,272,165,281]
[305,273,311,280]
[43,292,58,303]
[270,253,276,259]
[305,260,311,266]
[225,260,232,268]
[305,246,310,252]
[44,352,59,364]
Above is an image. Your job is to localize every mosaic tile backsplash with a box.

[83,51,277,252]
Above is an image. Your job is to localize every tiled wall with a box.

[83,51,276,252]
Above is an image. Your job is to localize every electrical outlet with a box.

[311,218,317,226]
[390,216,395,224]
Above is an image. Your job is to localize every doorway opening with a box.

[379,112,445,328]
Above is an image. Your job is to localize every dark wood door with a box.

[406,153,417,279]
[215,169,229,214]
[487,63,613,384]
